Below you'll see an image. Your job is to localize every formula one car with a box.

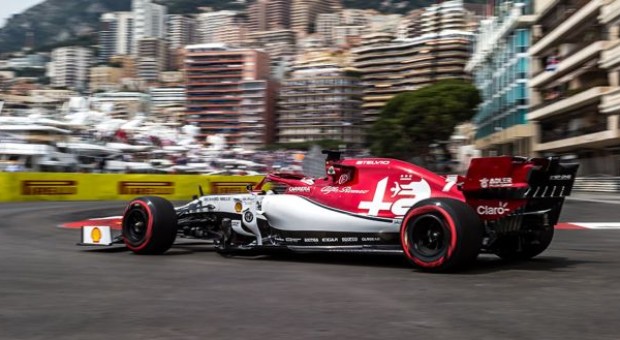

[77,151,578,271]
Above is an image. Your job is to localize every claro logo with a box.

[118,181,174,195]
[21,180,77,195]
[477,202,510,215]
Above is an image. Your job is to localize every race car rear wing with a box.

[458,156,579,226]
[460,156,579,199]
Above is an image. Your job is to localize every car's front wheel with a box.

[400,198,483,272]
[122,196,177,254]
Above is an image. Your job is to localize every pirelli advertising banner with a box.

[0,173,264,202]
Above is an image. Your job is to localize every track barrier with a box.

[0,173,265,202]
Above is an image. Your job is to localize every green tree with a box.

[368,79,480,160]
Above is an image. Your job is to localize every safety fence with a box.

[0,172,265,202]
[573,177,620,193]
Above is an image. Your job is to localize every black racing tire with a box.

[122,196,177,255]
[400,198,483,272]
[496,226,554,261]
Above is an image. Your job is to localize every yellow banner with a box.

[0,173,265,202]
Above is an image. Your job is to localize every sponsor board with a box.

[21,180,77,195]
[118,181,174,195]
[0,173,265,202]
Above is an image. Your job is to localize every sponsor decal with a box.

[400,174,413,181]
[549,174,572,181]
[118,181,174,195]
[91,227,102,244]
[337,173,349,185]
[477,202,511,215]
[243,211,254,223]
[480,177,512,188]
[356,160,390,165]
[361,237,381,242]
[341,237,358,242]
[358,177,431,216]
[321,186,369,194]
[304,238,319,243]
[211,181,256,194]
[321,237,338,242]
[21,180,77,195]
[301,178,315,185]
[234,199,243,213]
[82,226,112,245]
[288,186,311,193]
[327,166,336,175]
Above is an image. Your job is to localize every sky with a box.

[0,0,45,27]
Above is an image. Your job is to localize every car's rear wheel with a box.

[496,226,554,261]
[122,196,177,255]
[400,198,483,272]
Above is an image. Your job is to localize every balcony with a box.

[530,0,603,56]
[530,41,607,88]
[600,41,620,69]
[535,125,616,152]
[529,86,611,121]
[600,87,620,114]
[600,0,620,24]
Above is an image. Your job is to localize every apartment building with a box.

[166,14,195,50]
[246,29,297,78]
[98,12,134,60]
[136,37,168,82]
[247,0,292,32]
[89,66,124,92]
[49,46,93,91]
[132,0,166,55]
[291,0,342,38]
[528,0,620,175]
[278,55,363,146]
[196,10,247,46]
[466,1,536,156]
[184,44,276,148]
[353,0,474,124]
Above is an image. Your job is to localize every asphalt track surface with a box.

[1,198,620,340]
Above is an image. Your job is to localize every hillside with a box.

[0,0,483,53]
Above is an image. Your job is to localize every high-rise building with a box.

[99,13,118,63]
[248,0,292,32]
[354,0,474,124]
[466,1,535,156]
[166,14,195,50]
[316,13,341,44]
[184,44,276,147]
[50,46,93,91]
[136,37,168,82]
[246,29,297,78]
[90,66,124,92]
[278,52,363,146]
[166,14,196,71]
[291,0,342,38]
[132,0,167,55]
[527,0,620,175]
[98,12,134,60]
[196,10,247,46]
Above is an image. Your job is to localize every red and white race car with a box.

[76,151,578,271]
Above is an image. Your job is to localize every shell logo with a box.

[234,202,243,213]
[91,227,102,244]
